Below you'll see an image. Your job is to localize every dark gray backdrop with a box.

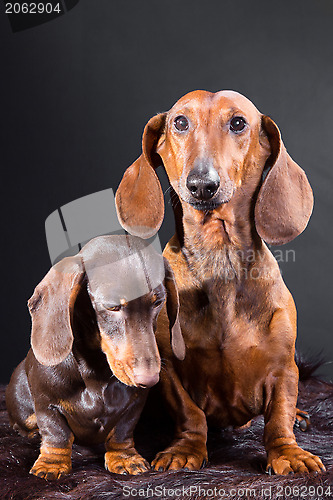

[1,0,332,383]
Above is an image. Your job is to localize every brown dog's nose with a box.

[133,370,159,388]
[186,164,220,200]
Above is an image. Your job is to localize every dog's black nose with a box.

[186,165,220,200]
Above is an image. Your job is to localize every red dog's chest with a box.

[177,295,273,427]
[179,341,270,427]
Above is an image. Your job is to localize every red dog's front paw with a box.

[152,442,207,471]
[267,445,325,475]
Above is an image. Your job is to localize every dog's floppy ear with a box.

[255,115,314,245]
[29,255,85,366]
[163,258,185,360]
[115,113,166,239]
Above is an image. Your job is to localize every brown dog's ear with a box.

[255,115,314,245]
[115,113,166,239]
[163,258,185,360]
[29,256,85,366]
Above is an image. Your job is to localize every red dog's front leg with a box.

[264,310,325,475]
[151,360,208,471]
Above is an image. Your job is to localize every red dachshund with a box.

[116,90,325,475]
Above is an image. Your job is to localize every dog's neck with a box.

[174,197,263,284]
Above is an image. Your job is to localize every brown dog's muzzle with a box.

[100,329,161,389]
[131,359,160,388]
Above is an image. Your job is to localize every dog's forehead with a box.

[170,89,260,121]
[82,235,165,302]
[170,90,214,111]
[216,90,260,114]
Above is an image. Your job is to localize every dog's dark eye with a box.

[108,305,121,312]
[174,115,189,132]
[152,293,164,307]
[230,116,247,133]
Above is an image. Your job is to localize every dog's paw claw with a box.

[266,465,273,475]
[295,410,311,432]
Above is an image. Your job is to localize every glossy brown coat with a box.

[6,235,184,479]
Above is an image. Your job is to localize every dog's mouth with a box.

[107,357,160,388]
[187,191,235,211]
[188,199,226,211]
[99,332,160,388]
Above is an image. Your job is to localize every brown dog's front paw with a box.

[267,446,326,475]
[105,450,150,475]
[30,454,72,480]
[152,444,208,471]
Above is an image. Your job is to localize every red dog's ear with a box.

[29,256,85,366]
[255,115,314,245]
[163,258,185,361]
[115,113,166,239]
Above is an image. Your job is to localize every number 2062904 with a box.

[5,3,62,14]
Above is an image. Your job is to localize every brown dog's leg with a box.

[105,395,150,475]
[30,438,73,480]
[29,404,74,480]
[152,365,208,471]
[105,434,150,475]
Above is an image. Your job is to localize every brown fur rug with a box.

[1,356,333,500]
